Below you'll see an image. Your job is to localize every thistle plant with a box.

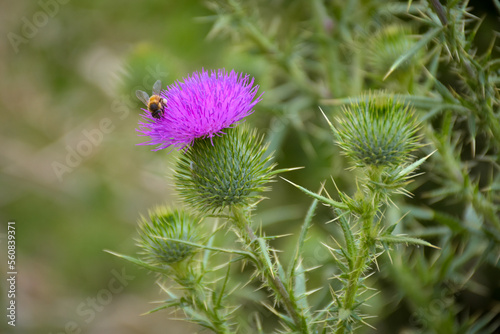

[110,68,433,333]
[109,0,500,332]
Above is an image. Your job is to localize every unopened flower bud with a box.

[137,207,199,266]
[175,126,275,213]
[334,95,421,168]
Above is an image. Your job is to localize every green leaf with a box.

[408,205,465,233]
[336,209,356,261]
[155,237,259,263]
[216,259,232,308]
[280,177,348,209]
[141,302,178,315]
[384,27,442,80]
[202,222,217,270]
[293,263,310,312]
[386,222,399,235]
[104,250,171,274]
[395,150,435,180]
[431,75,461,105]
[275,254,287,284]
[288,196,318,281]
[257,238,276,278]
[377,235,439,249]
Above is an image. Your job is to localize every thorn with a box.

[330,176,342,195]
[319,106,336,133]
[387,250,393,264]
[373,257,380,272]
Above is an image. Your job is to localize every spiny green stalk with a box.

[335,172,381,334]
[231,206,312,334]
[341,222,373,311]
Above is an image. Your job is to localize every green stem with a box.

[231,207,310,334]
[336,232,372,334]
[342,225,372,310]
[336,171,380,334]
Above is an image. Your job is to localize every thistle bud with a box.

[137,207,199,266]
[334,95,421,168]
[175,125,275,213]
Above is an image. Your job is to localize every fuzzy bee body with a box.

[136,80,166,119]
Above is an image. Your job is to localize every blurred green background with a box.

[1,0,499,333]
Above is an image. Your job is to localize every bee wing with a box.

[152,80,162,96]
[136,90,150,105]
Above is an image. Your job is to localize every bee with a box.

[136,80,166,119]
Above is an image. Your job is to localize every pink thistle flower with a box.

[137,69,263,151]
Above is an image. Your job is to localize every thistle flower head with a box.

[334,95,421,168]
[137,207,199,266]
[137,69,262,151]
[175,125,275,213]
